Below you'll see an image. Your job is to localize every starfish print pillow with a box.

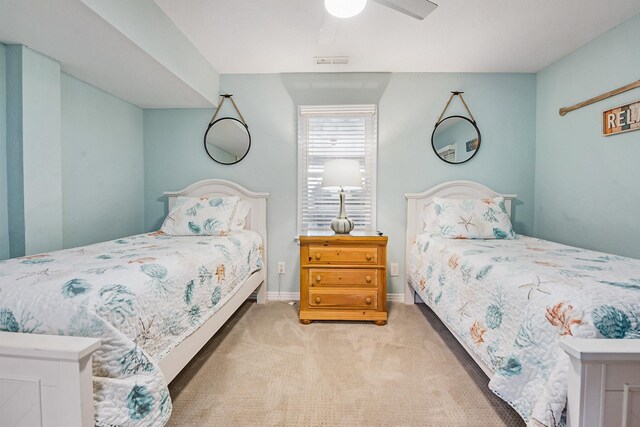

[432,196,516,239]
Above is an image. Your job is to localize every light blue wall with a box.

[61,73,144,248]
[0,43,7,259]
[6,45,63,257]
[535,14,640,258]
[144,72,537,294]
[22,47,63,255]
[1,44,144,256]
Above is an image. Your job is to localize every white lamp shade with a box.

[321,159,363,190]
[324,0,367,18]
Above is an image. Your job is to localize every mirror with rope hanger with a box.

[204,94,251,165]
[431,91,481,165]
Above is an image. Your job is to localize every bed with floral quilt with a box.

[405,180,640,427]
[0,179,269,427]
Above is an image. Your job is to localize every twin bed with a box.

[405,181,640,427]
[0,179,268,427]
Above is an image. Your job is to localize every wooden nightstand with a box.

[299,233,388,325]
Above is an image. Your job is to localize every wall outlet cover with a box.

[278,262,286,274]
[390,263,399,277]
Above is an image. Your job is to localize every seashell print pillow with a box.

[432,196,516,239]
[161,196,240,236]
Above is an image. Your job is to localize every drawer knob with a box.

[365,275,372,283]
[315,275,322,282]
[315,297,321,304]
[365,297,372,305]
[315,253,322,260]
[365,253,373,261]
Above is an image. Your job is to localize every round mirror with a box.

[431,115,481,164]
[204,117,251,165]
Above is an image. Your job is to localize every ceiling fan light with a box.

[324,0,367,18]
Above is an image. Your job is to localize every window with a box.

[297,105,377,234]
[437,144,456,162]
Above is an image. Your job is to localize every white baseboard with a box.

[267,291,300,301]
[266,292,405,302]
[386,293,404,302]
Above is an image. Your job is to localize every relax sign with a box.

[603,100,640,136]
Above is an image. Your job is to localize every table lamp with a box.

[321,159,363,234]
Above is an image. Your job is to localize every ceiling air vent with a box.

[315,56,349,65]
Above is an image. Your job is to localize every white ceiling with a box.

[155,0,640,74]
[1,1,638,108]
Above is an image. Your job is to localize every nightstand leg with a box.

[300,319,312,325]
[374,320,387,326]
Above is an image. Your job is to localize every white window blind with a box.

[297,105,377,234]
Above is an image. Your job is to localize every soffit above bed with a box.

[155,0,640,74]
[0,0,219,108]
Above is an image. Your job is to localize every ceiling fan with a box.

[324,0,438,20]
[318,0,438,45]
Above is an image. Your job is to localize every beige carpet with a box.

[167,301,525,426]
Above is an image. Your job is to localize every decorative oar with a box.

[559,79,640,116]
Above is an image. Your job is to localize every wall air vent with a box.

[314,56,349,65]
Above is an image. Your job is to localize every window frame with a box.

[297,104,378,236]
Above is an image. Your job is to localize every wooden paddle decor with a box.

[559,79,640,116]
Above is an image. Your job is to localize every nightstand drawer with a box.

[308,269,378,287]
[308,289,378,309]
[307,246,378,265]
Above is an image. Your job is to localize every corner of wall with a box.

[5,44,26,257]
[0,43,8,260]
[5,44,63,256]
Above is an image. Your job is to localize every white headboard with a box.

[404,180,516,303]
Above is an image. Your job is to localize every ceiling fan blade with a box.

[372,0,438,20]
[318,12,340,45]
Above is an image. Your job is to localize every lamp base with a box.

[330,187,355,234]
[331,217,354,234]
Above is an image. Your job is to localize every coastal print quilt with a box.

[0,230,263,427]
[408,233,640,427]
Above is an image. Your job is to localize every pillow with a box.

[161,196,240,236]
[432,196,516,239]
[230,199,251,231]
[423,206,439,234]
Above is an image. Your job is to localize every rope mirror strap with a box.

[227,96,247,125]
[436,91,476,124]
[457,93,476,123]
[208,94,248,126]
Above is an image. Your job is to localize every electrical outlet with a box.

[278,262,286,274]
[390,263,399,277]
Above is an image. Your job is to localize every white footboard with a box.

[0,332,100,427]
[560,337,640,427]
